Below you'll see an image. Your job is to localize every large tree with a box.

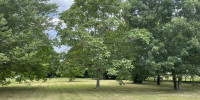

[0,0,58,85]
[59,46,87,82]
[160,18,200,90]
[58,0,136,89]
[58,0,200,90]
[123,0,200,90]
[0,14,13,85]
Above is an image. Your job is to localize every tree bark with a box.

[185,76,186,82]
[157,75,160,85]
[133,74,143,84]
[69,77,72,82]
[192,76,194,82]
[96,78,100,89]
[173,75,177,90]
[177,77,182,91]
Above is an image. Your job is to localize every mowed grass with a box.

[0,78,200,100]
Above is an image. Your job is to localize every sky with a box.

[49,0,74,13]
[47,0,74,53]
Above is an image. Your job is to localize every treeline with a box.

[57,0,200,90]
[1,0,200,91]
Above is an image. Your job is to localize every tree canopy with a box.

[58,0,200,90]
[0,0,58,85]
[1,0,200,91]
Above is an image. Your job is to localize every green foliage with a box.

[160,18,200,76]
[59,47,86,81]
[58,0,125,85]
[0,0,200,92]
[0,0,58,85]
[122,0,200,87]
[108,59,134,85]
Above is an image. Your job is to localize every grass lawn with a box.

[0,78,200,100]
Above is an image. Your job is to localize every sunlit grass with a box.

[0,78,200,100]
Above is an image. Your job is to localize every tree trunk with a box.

[192,76,194,82]
[185,76,186,82]
[154,76,156,82]
[157,75,160,85]
[177,77,182,91]
[96,78,100,89]
[173,75,177,90]
[133,74,143,84]
[69,77,72,82]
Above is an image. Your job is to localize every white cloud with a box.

[51,17,60,25]
[54,45,71,53]
[49,0,74,13]
[51,17,66,29]
[47,0,74,53]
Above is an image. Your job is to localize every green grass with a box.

[0,78,200,100]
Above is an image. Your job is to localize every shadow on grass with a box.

[1,82,199,95]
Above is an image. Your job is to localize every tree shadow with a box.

[0,81,199,97]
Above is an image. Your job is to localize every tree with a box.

[58,0,126,89]
[160,18,200,90]
[59,46,87,82]
[58,0,200,90]
[122,0,200,89]
[0,14,12,85]
[0,0,58,85]
[60,59,84,82]
[47,50,61,78]
[59,0,155,87]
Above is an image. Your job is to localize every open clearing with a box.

[0,78,200,100]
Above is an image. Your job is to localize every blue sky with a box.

[47,0,74,53]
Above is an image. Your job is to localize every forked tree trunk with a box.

[173,75,177,90]
[96,78,100,89]
[157,75,160,85]
[177,77,182,91]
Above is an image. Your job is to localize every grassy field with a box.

[0,78,200,100]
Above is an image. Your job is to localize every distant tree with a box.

[47,51,61,78]
[59,46,87,82]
